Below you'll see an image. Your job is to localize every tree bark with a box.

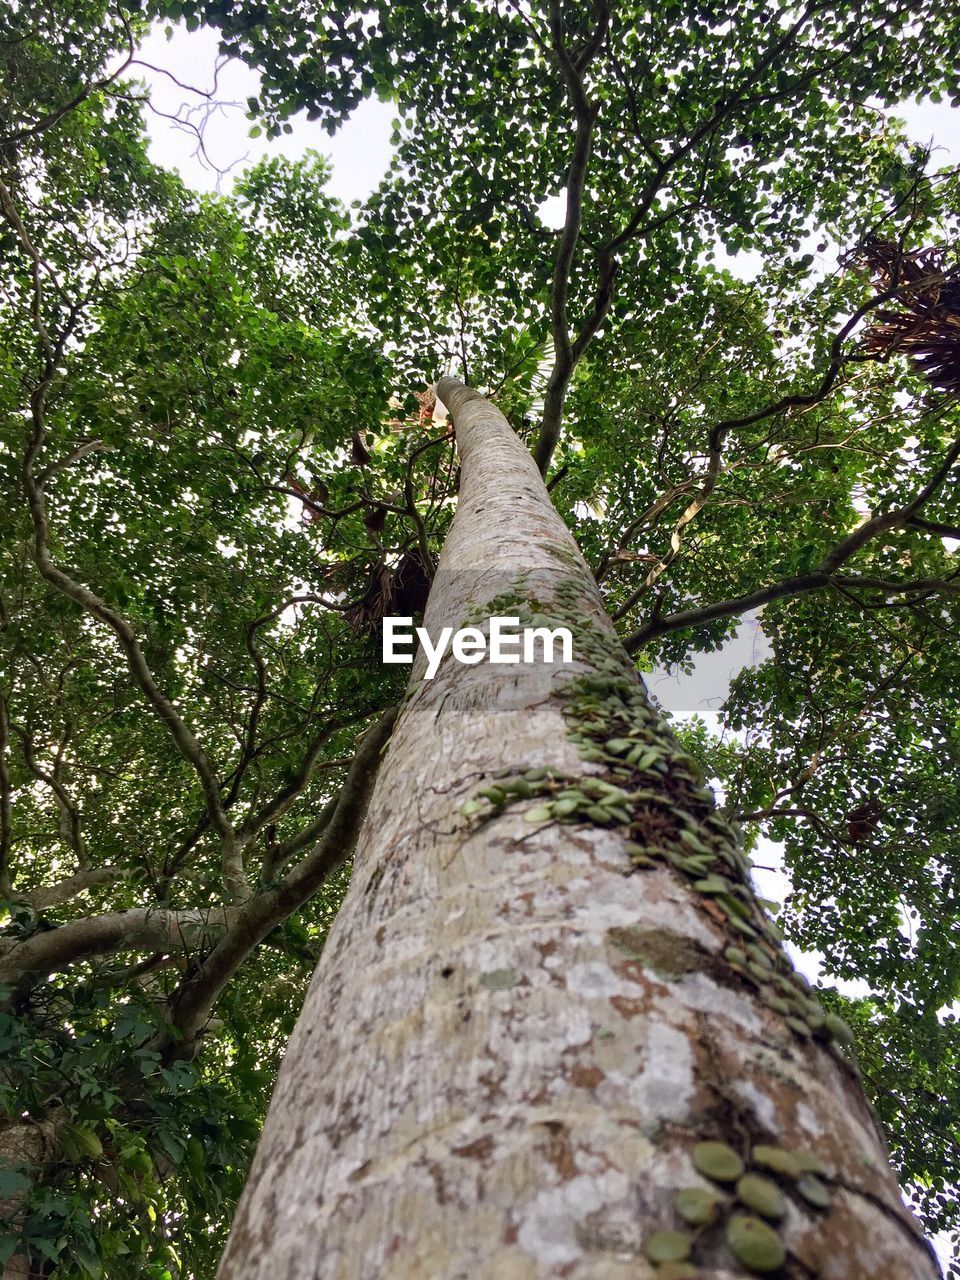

[218,379,938,1280]
[1,1114,62,1280]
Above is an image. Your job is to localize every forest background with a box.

[2,1,960,1275]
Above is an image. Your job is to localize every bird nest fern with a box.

[861,236,960,394]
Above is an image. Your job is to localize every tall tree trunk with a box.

[219,379,938,1279]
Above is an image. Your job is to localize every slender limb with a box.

[533,0,609,474]
[239,703,385,841]
[264,794,339,880]
[38,438,107,483]
[596,482,696,584]
[614,256,958,641]
[833,572,960,597]
[8,866,130,910]
[10,723,87,866]
[907,515,960,539]
[159,706,398,1057]
[818,438,960,574]
[625,435,960,649]
[612,452,722,620]
[736,804,853,859]
[4,11,135,145]
[532,1,828,474]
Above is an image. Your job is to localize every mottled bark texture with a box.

[219,379,938,1280]
[1,1115,62,1280]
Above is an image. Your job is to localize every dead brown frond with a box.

[344,552,433,634]
[344,562,395,633]
[860,236,960,394]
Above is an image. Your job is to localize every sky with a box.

[134,26,957,1258]
[134,25,395,202]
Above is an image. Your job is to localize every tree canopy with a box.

[1,0,959,1274]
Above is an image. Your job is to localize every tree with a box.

[2,0,960,1273]
[219,375,942,1278]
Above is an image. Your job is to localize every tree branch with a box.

[532,0,608,475]
[532,0,826,474]
[4,17,135,146]
[737,804,853,855]
[264,793,338,878]
[11,722,87,867]
[818,437,960,575]
[612,449,723,620]
[159,705,398,1057]
[596,481,697,583]
[239,703,385,841]
[7,866,130,910]
[37,437,108,484]
[0,905,239,1000]
[907,515,960,540]
[833,572,960,598]
[624,434,960,649]
[623,568,829,651]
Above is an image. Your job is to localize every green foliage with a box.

[825,991,960,1251]
[2,0,960,1273]
[0,65,418,1276]
[0,983,267,1278]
